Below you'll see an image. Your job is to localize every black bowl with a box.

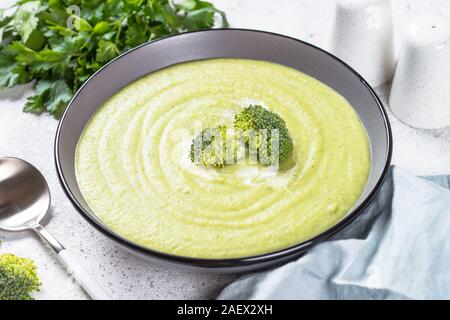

[55,29,392,272]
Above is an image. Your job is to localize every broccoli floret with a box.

[190,125,240,168]
[234,105,293,166]
[190,105,294,168]
[0,253,41,300]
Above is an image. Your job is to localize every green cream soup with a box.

[76,59,370,258]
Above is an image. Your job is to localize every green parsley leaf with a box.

[0,0,227,117]
[96,39,119,63]
[11,1,42,42]
[92,21,109,35]
[46,79,72,115]
[23,79,53,113]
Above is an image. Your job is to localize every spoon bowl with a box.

[0,157,110,300]
[0,157,50,231]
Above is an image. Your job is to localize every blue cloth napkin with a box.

[218,166,450,300]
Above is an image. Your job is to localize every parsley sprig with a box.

[0,0,227,117]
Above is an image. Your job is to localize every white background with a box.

[1,0,450,299]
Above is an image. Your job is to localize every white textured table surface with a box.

[1,0,450,300]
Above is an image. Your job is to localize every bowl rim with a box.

[54,28,393,269]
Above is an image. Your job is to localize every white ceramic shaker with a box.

[331,0,396,87]
[389,14,450,129]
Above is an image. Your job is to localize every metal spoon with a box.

[0,157,110,300]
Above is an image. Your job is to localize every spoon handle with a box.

[33,224,111,300]
[58,249,111,300]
